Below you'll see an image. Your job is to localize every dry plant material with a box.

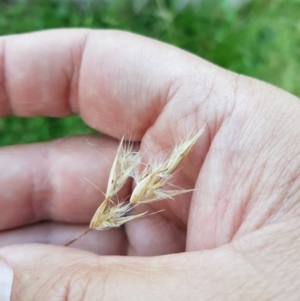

[89,137,143,230]
[129,128,205,205]
[105,137,140,199]
[90,128,205,230]
[65,128,204,245]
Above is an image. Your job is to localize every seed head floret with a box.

[165,127,205,174]
[106,137,141,198]
[130,128,205,204]
[90,137,142,230]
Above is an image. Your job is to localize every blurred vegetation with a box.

[0,0,299,146]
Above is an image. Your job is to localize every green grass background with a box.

[0,0,299,146]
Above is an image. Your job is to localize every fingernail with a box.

[0,260,13,301]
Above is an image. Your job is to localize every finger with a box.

[0,134,123,230]
[1,29,232,140]
[0,29,89,117]
[125,204,186,256]
[0,244,236,301]
[0,222,126,255]
[1,227,297,301]
[0,211,185,257]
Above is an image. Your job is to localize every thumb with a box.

[1,244,195,301]
[0,244,238,301]
[0,244,195,301]
[0,243,284,301]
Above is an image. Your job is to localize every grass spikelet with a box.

[129,159,192,204]
[165,127,205,174]
[130,128,205,204]
[90,137,142,230]
[105,137,140,198]
[118,140,141,192]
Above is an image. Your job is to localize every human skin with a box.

[0,29,300,300]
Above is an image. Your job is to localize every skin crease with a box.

[0,29,300,300]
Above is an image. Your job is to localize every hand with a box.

[1,29,300,300]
